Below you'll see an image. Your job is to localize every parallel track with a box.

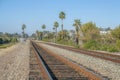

[30,41,106,80]
[42,42,120,64]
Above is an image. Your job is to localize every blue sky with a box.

[0,0,120,35]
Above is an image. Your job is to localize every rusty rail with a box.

[31,41,107,80]
[29,42,53,80]
[42,42,120,64]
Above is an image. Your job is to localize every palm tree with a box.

[41,24,46,38]
[36,30,39,40]
[73,19,81,45]
[53,27,55,31]
[41,24,46,30]
[54,21,59,37]
[59,11,65,39]
[22,24,26,38]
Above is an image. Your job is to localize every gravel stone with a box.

[40,43,120,80]
[0,41,30,80]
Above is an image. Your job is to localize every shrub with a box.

[11,37,18,43]
[0,38,3,44]
[100,44,108,51]
[107,46,119,52]
[116,40,120,50]
[2,38,10,43]
[83,40,99,50]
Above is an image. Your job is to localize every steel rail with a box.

[42,42,120,64]
[31,42,53,80]
[33,41,107,80]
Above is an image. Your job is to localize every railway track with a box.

[29,43,52,80]
[42,42,120,64]
[29,41,106,80]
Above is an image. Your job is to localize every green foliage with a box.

[59,11,65,20]
[10,37,18,43]
[73,19,81,45]
[54,21,59,37]
[54,21,59,28]
[83,40,119,52]
[22,24,26,30]
[0,43,13,48]
[83,40,99,50]
[2,38,10,43]
[0,38,3,44]
[59,11,66,39]
[0,37,17,48]
[81,22,100,42]
[100,44,118,52]
[100,44,108,51]
[107,46,118,52]
[36,30,39,40]
[116,40,120,50]
[41,24,46,29]
[73,19,81,32]
[111,25,120,39]
[22,24,26,38]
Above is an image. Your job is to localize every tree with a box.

[0,38,3,44]
[69,30,75,41]
[31,33,36,39]
[36,30,39,40]
[81,22,100,42]
[53,27,55,31]
[42,24,46,30]
[54,21,59,37]
[111,25,120,40]
[59,11,65,39]
[4,32,10,37]
[63,30,69,40]
[73,19,81,45]
[52,27,56,42]
[41,24,46,38]
[22,24,26,38]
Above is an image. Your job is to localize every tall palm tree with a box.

[22,24,26,38]
[59,11,65,39]
[36,30,39,40]
[53,27,55,31]
[54,21,59,37]
[41,24,46,30]
[41,24,46,38]
[73,19,81,45]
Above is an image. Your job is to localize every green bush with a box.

[10,37,18,43]
[83,40,119,52]
[0,38,3,44]
[107,46,119,52]
[83,40,99,50]
[2,38,10,43]
[100,44,108,51]
[116,40,120,50]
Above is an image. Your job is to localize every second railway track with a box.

[30,41,108,80]
[42,42,120,64]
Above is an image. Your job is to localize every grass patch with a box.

[83,40,119,52]
[0,43,14,49]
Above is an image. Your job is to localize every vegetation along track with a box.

[30,41,107,80]
[42,42,120,64]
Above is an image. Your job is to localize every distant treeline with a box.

[0,37,18,44]
[0,32,20,44]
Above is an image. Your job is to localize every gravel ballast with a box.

[40,43,120,80]
[0,41,30,80]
